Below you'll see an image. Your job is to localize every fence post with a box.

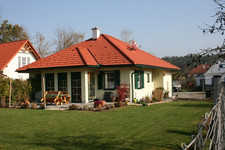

[213,76,221,105]
[222,82,225,149]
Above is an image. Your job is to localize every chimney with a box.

[92,27,100,39]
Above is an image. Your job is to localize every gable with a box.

[0,40,41,71]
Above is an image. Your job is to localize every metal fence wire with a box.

[181,82,225,150]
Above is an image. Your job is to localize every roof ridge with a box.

[87,48,99,65]
[0,39,28,45]
[76,47,87,65]
[101,34,135,64]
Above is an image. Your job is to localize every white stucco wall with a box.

[133,70,154,100]
[33,67,173,103]
[163,72,172,97]
[204,59,225,85]
[3,50,37,80]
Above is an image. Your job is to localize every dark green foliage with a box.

[11,79,31,104]
[162,54,219,71]
[0,77,10,101]
[0,20,29,43]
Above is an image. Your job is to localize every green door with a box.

[71,72,81,103]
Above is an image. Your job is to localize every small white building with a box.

[17,28,180,103]
[0,40,41,80]
[204,59,225,87]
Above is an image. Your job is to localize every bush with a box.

[152,97,158,102]
[31,103,37,109]
[114,102,124,107]
[0,101,6,108]
[21,103,30,109]
[39,104,45,109]
[105,104,111,109]
[142,103,148,106]
[145,96,152,103]
[69,104,79,110]
[88,107,93,111]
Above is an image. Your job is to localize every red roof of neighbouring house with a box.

[188,64,210,74]
[17,34,180,72]
[0,40,41,70]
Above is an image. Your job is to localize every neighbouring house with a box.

[188,64,211,89]
[17,28,180,103]
[0,40,41,80]
[204,59,225,90]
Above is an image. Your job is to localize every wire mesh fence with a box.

[181,82,225,150]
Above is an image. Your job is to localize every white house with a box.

[0,40,41,80]
[204,59,225,88]
[17,28,180,103]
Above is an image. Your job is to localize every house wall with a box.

[205,59,225,85]
[31,67,173,103]
[133,70,154,100]
[154,70,164,89]
[3,50,37,80]
[163,72,172,97]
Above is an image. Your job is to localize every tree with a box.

[0,20,29,43]
[120,28,134,45]
[34,32,50,57]
[176,0,225,77]
[54,27,85,52]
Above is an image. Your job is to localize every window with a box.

[45,73,54,91]
[18,56,21,68]
[147,74,150,83]
[58,73,67,91]
[22,57,26,67]
[105,72,115,89]
[98,70,120,90]
[135,71,144,89]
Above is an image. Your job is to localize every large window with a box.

[58,73,67,91]
[98,70,120,90]
[135,71,144,89]
[45,73,54,91]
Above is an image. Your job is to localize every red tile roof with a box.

[17,34,180,72]
[189,64,211,74]
[0,40,41,70]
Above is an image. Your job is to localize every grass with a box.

[0,100,212,150]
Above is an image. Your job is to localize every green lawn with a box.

[0,101,212,150]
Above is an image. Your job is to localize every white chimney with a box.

[92,27,100,39]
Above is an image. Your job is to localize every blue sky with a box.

[0,0,224,57]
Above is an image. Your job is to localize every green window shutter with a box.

[114,70,120,87]
[98,71,103,90]
[142,71,144,88]
[135,72,138,89]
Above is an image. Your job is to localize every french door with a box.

[71,72,81,103]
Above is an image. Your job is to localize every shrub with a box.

[0,101,6,108]
[88,107,93,111]
[145,96,152,103]
[39,104,45,109]
[105,104,111,109]
[69,104,79,110]
[142,102,148,106]
[114,102,124,107]
[31,103,37,109]
[21,103,30,109]
[117,83,129,102]
[152,97,158,102]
